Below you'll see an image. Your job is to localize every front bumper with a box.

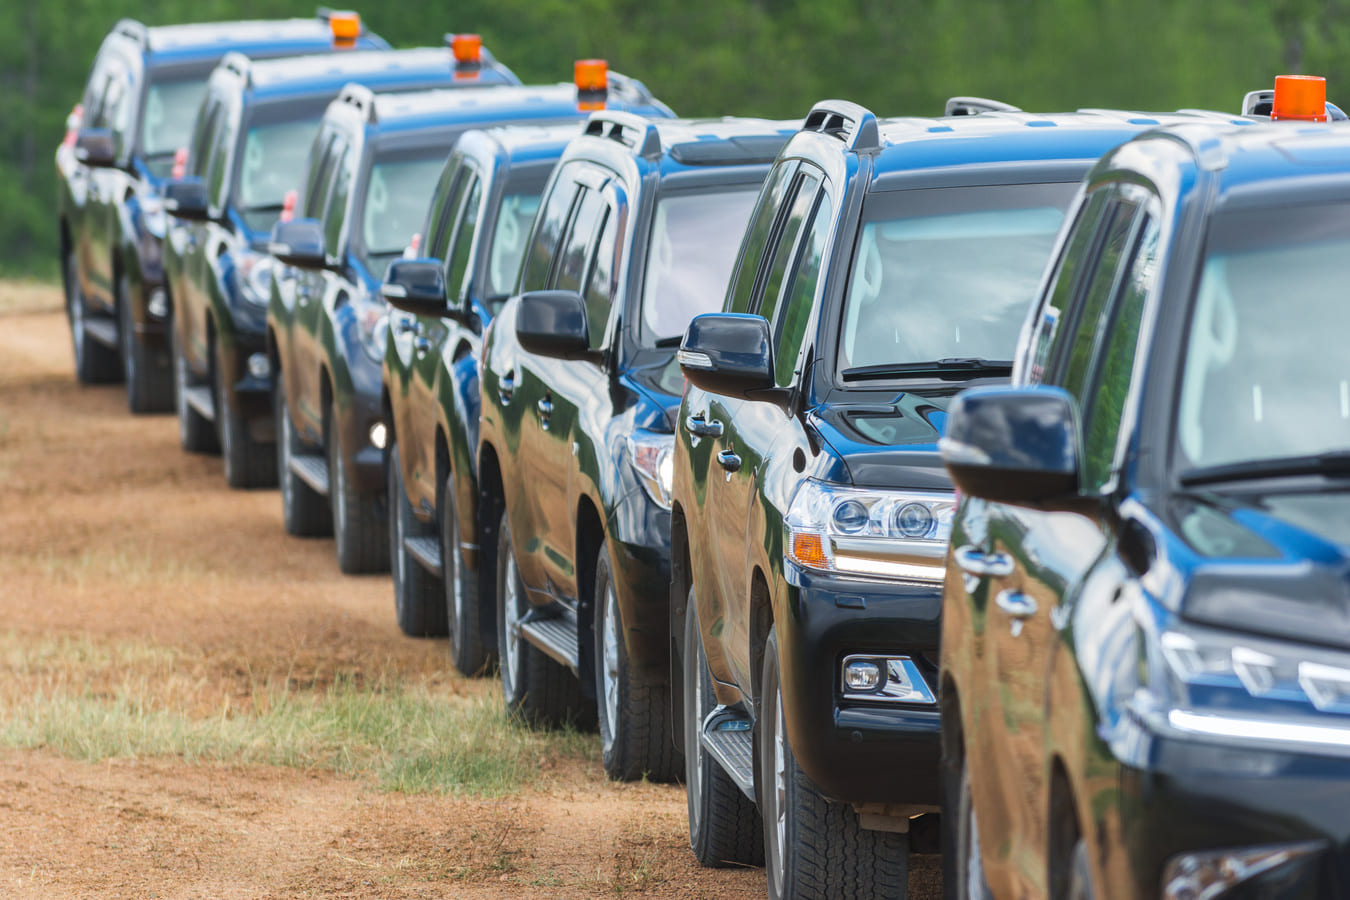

[778,564,943,806]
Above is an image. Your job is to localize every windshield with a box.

[1177,203,1350,472]
[837,183,1077,374]
[640,188,758,344]
[141,76,208,174]
[236,112,324,233]
[486,191,542,299]
[359,150,447,280]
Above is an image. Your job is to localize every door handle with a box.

[413,336,432,356]
[684,412,723,438]
[537,396,553,430]
[953,545,1015,578]
[498,370,515,404]
[995,590,1038,637]
[716,448,741,473]
[397,317,419,335]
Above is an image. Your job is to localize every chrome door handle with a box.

[498,371,515,404]
[953,545,1014,578]
[716,448,741,473]
[396,317,419,335]
[995,590,1038,637]
[685,412,723,438]
[537,396,553,430]
[413,336,432,356]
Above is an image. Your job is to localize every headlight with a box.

[626,429,674,509]
[784,481,954,582]
[235,253,273,307]
[354,293,389,364]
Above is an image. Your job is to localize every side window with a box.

[727,161,799,315]
[521,164,582,291]
[755,172,822,321]
[1079,213,1161,491]
[204,109,235,210]
[188,100,220,178]
[428,169,469,261]
[554,188,605,294]
[445,176,483,300]
[322,144,355,258]
[301,132,339,219]
[1024,188,1113,384]
[584,204,618,348]
[100,69,134,156]
[768,191,833,386]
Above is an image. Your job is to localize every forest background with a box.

[0,0,1341,276]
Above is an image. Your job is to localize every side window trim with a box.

[747,171,810,316]
[444,167,485,302]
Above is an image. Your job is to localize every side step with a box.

[702,707,756,800]
[519,612,579,675]
[288,453,329,497]
[182,385,215,422]
[403,536,442,579]
[84,317,120,349]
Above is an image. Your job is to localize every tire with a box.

[684,592,763,867]
[328,398,388,574]
[172,321,218,454]
[442,473,490,675]
[213,336,276,489]
[495,508,589,727]
[119,274,172,413]
[759,627,909,900]
[388,443,446,635]
[66,253,120,384]
[951,753,992,900]
[274,376,331,537]
[594,544,681,782]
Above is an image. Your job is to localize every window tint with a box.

[1025,188,1113,384]
[429,169,469,262]
[486,191,543,298]
[769,191,832,386]
[423,160,464,260]
[1057,198,1141,396]
[204,111,235,209]
[757,172,821,320]
[521,166,581,291]
[1081,214,1159,491]
[322,145,355,258]
[188,101,220,178]
[302,132,339,219]
[445,176,483,300]
[727,161,799,315]
[555,188,604,294]
[584,206,618,348]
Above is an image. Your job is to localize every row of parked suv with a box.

[57,11,1350,899]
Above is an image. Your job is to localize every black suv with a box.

[670,99,1231,896]
[940,113,1350,898]
[163,43,518,488]
[57,11,386,412]
[270,73,668,577]
[477,114,796,781]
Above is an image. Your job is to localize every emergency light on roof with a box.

[1272,74,1327,122]
[449,33,482,65]
[575,59,608,111]
[327,10,361,42]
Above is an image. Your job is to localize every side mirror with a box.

[515,290,593,359]
[269,218,326,269]
[164,178,212,222]
[74,128,117,168]
[381,258,448,317]
[939,385,1081,505]
[678,313,776,401]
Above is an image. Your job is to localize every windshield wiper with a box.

[1180,450,1350,486]
[841,358,1013,381]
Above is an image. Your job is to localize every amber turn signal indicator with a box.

[791,533,829,571]
[451,33,482,64]
[1272,74,1327,122]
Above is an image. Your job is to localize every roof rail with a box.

[582,110,662,159]
[336,83,378,124]
[802,100,880,152]
[219,52,252,87]
[113,18,148,46]
[945,96,1021,117]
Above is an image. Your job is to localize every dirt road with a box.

[0,282,939,898]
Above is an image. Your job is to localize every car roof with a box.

[571,113,800,176]
[115,17,388,65]
[231,46,517,101]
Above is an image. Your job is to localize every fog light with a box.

[1162,842,1322,899]
[844,660,883,691]
[369,422,387,450]
[247,353,270,380]
[147,287,169,319]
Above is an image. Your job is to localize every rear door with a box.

[85,54,136,313]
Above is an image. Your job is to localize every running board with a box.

[182,385,215,422]
[288,453,329,497]
[701,707,756,800]
[519,612,579,675]
[403,536,442,579]
[84,317,119,349]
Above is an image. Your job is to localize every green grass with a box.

[0,634,597,796]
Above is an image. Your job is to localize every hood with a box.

[808,391,955,491]
[1171,487,1350,650]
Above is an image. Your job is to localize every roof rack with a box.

[945,96,1021,117]
[336,83,378,123]
[219,52,252,87]
[113,19,148,46]
[1242,89,1274,118]
[582,110,662,159]
[803,100,880,152]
